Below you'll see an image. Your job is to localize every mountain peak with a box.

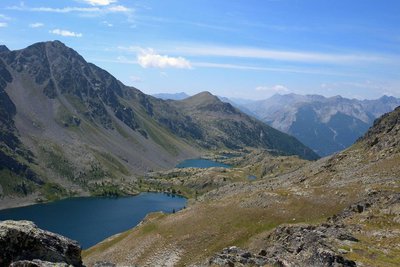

[359,105,400,154]
[182,91,220,106]
[0,45,10,53]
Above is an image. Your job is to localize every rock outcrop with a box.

[0,220,83,267]
[209,223,357,267]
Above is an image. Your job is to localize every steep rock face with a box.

[358,106,400,155]
[0,41,200,201]
[0,56,42,198]
[0,220,83,267]
[243,93,400,156]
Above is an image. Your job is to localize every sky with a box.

[0,0,400,100]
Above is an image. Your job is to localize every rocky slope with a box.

[0,41,316,207]
[0,220,83,266]
[84,105,400,266]
[171,92,318,159]
[241,93,400,156]
[0,40,199,205]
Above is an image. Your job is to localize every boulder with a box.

[0,220,83,267]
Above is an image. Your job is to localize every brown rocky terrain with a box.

[83,107,400,266]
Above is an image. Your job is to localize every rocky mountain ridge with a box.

[0,41,317,206]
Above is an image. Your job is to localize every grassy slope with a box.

[83,135,400,266]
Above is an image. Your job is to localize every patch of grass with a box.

[82,229,133,257]
[39,143,75,180]
[65,94,89,114]
[114,123,140,145]
[92,149,130,176]
[0,169,36,196]
[89,182,125,197]
[40,182,69,201]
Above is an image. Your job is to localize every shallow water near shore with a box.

[0,192,186,249]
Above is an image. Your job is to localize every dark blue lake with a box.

[0,193,186,249]
[176,158,231,168]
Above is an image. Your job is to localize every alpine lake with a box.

[0,158,232,249]
[0,193,186,249]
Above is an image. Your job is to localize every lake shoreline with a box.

[0,190,186,212]
[0,191,143,211]
[0,193,187,248]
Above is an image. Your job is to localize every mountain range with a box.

[238,93,400,156]
[152,92,400,157]
[0,41,317,202]
[152,92,189,100]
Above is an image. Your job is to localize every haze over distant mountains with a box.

[242,94,400,156]
[152,92,190,101]
[153,92,400,157]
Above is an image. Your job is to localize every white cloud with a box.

[116,56,136,64]
[167,44,388,64]
[29,22,44,28]
[7,4,132,14]
[130,75,142,82]
[0,14,11,20]
[50,29,82,37]
[102,21,113,27]
[0,22,8,28]
[107,5,130,12]
[137,48,191,69]
[81,0,117,6]
[256,85,290,94]
[192,62,352,76]
[119,44,391,65]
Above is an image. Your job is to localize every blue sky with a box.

[0,0,399,100]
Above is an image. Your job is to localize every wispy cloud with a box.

[7,4,132,14]
[174,45,386,64]
[130,75,142,82]
[119,44,390,65]
[29,22,44,28]
[255,85,289,93]
[0,22,8,28]
[102,21,113,27]
[80,0,117,6]
[137,48,191,69]
[108,5,130,12]
[0,14,11,20]
[192,62,352,76]
[50,29,82,37]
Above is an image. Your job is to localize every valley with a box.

[83,106,400,266]
[0,41,317,210]
[0,40,399,267]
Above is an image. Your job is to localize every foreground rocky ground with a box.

[0,220,83,266]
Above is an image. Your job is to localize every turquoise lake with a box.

[176,158,231,168]
[0,193,186,249]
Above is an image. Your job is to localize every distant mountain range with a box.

[154,92,400,157]
[0,41,317,201]
[152,92,189,100]
[238,94,400,156]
